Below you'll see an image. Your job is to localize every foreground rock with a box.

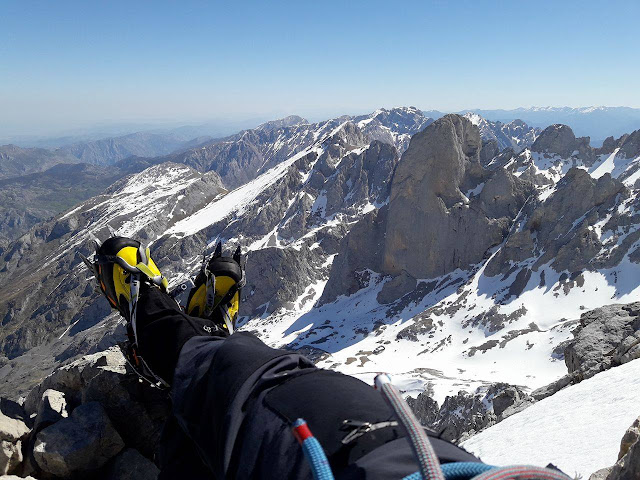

[33,401,124,477]
[530,301,640,402]
[0,399,29,475]
[14,347,169,479]
[590,416,640,480]
[24,347,169,457]
[0,403,29,445]
[104,448,160,480]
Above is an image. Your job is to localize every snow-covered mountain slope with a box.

[0,163,226,360]
[487,123,640,189]
[353,106,434,154]
[141,117,640,405]
[231,116,640,403]
[1,112,639,418]
[464,113,540,152]
[0,117,399,394]
[461,358,640,478]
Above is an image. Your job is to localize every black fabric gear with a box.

[136,285,228,383]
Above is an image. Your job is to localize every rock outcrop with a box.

[485,167,627,278]
[2,347,167,479]
[529,301,640,401]
[590,416,640,480]
[33,401,125,477]
[564,302,640,380]
[531,124,595,164]
[321,114,532,304]
[407,382,533,442]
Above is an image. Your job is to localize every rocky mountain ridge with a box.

[0,108,432,250]
[0,146,79,180]
[1,114,639,403]
[0,111,639,478]
[0,109,422,388]
[160,106,432,190]
[463,113,541,152]
[56,131,210,167]
[0,164,124,253]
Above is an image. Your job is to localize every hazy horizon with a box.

[2,0,639,137]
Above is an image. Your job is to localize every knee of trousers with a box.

[263,369,405,472]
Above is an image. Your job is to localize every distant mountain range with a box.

[0,108,541,248]
[425,106,640,145]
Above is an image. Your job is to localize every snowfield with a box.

[462,358,640,479]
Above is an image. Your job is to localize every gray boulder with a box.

[104,448,159,480]
[0,440,22,476]
[24,347,127,415]
[565,302,640,380]
[33,401,124,477]
[25,348,169,458]
[0,408,29,444]
[531,374,574,401]
[33,389,68,433]
[81,360,170,457]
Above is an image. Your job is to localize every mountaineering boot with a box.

[186,241,245,333]
[89,236,168,320]
[81,235,172,386]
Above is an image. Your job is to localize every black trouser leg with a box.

[138,289,479,479]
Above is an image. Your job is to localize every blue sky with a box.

[1,0,639,136]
